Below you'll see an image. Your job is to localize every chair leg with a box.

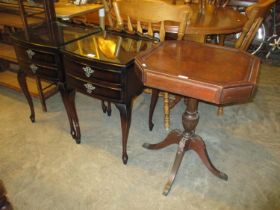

[149,90,178,131]
[35,77,47,112]
[217,106,224,116]
[163,92,170,130]
[149,89,159,131]
[169,95,182,109]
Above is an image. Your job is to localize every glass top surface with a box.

[63,31,156,65]
[12,21,100,47]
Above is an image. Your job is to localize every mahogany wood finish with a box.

[0,0,49,112]
[11,0,101,122]
[0,180,13,210]
[17,70,35,122]
[135,40,260,195]
[12,22,100,122]
[61,31,150,164]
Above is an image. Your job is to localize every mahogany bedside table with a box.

[12,22,100,122]
[61,31,155,164]
[135,40,260,195]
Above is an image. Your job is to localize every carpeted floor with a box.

[0,64,279,210]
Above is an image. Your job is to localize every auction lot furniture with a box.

[135,40,260,195]
[0,0,55,112]
[112,0,192,131]
[85,0,247,130]
[10,0,101,122]
[61,30,154,164]
[12,22,100,122]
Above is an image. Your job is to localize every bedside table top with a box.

[12,21,100,48]
[63,31,157,66]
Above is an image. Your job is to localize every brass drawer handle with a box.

[83,66,94,77]
[84,83,95,94]
[30,64,38,74]
[26,49,35,59]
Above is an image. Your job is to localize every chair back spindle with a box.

[235,0,276,50]
[112,0,192,130]
[112,0,192,42]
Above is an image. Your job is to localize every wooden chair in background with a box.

[234,0,276,50]
[207,0,229,7]
[216,0,275,115]
[101,0,114,28]
[178,0,228,7]
[112,0,192,130]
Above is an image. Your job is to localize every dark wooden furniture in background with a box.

[0,0,57,111]
[61,31,153,164]
[135,40,260,195]
[11,0,100,122]
[0,180,13,210]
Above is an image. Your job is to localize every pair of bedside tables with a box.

[12,22,153,164]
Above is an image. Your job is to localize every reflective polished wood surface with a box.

[62,31,153,164]
[12,22,100,122]
[12,21,100,48]
[187,4,247,34]
[63,31,155,65]
[136,40,260,104]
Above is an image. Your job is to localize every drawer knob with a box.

[30,64,38,74]
[26,49,35,59]
[83,66,94,77]
[84,83,95,94]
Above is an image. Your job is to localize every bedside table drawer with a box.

[64,57,122,84]
[14,45,57,66]
[66,75,122,101]
[20,61,58,80]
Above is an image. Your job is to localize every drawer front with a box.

[19,61,58,80]
[14,45,57,66]
[67,75,123,101]
[64,56,122,84]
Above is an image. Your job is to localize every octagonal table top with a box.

[135,40,260,105]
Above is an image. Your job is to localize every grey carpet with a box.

[0,64,280,210]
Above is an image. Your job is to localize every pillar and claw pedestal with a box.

[144,98,228,195]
